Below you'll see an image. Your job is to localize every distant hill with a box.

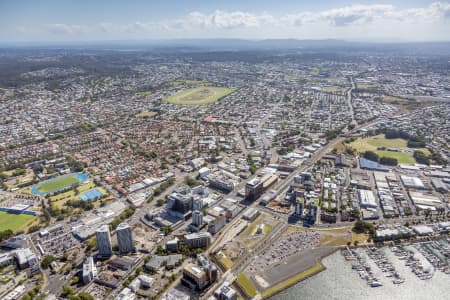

[1,39,450,55]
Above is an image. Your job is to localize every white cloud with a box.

[46,24,87,35]
[12,2,450,41]
[162,10,275,30]
[319,4,395,26]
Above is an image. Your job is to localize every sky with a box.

[1,0,449,42]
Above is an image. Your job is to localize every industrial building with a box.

[401,175,426,189]
[358,189,377,208]
[431,178,448,193]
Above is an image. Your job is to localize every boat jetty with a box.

[341,247,384,287]
[366,246,405,284]
[390,245,433,280]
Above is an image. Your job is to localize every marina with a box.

[272,241,450,300]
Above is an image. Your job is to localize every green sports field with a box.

[36,175,80,193]
[349,134,429,165]
[164,87,235,105]
[0,211,35,232]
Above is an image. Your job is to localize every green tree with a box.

[413,150,430,165]
[40,255,55,269]
[379,157,398,166]
[62,286,74,297]
[363,151,379,162]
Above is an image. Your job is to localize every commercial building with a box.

[207,174,235,192]
[192,210,203,227]
[243,207,259,221]
[145,254,183,272]
[165,238,179,252]
[96,225,113,258]
[182,254,218,290]
[245,178,263,201]
[129,274,154,292]
[108,257,136,271]
[14,248,37,269]
[0,234,28,250]
[161,288,191,300]
[166,186,210,219]
[0,253,13,267]
[183,263,208,290]
[207,213,226,234]
[116,288,136,300]
[214,283,238,300]
[184,232,212,249]
[167,191,193,215]
[117,223,134,254]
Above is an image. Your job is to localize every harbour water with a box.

[272,244,450,300]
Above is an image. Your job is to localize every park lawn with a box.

[0,211,35,232]
[366,135,407,149]
[164,87,236,105]
[36,175,80,193]
[261,263,325,299]
[376,151,415,165]
[236,273,257,298]
[349,134,430,165]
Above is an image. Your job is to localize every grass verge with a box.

[236,273,257,298]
